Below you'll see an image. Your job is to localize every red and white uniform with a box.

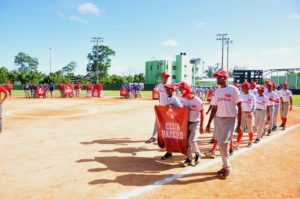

[184,96,204,122]
[281,89,292,103]
[265,91,277,106]
[249,88,258,96]
[210,85,241,117]
[154,83,168,106]
[241,93,256,112]
[256,95,269,110]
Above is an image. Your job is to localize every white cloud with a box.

[196,22,207,27]
[78,3,104,15]
[260,47,291,57]
[68,16,88,24]
[162,39,178,47]
[288,13,300,20]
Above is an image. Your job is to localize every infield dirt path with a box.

[0,97,299,199]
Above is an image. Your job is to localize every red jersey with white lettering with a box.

[255,95,269,110]
[265,91,277,106]
[210,85,241,117]
[241,93,256,112]
[184,96,204,122]
[281,89,292,102]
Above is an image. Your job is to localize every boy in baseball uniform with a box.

[271,82,282,131]
[249,81,258,96]
[236,82,256,148]
[206,70,242,179]
[182,86,204,166]
[0,85,9,134]
[146,72,170,143]
[160,83,183,160]
[264,82,279,136]
[254,86,269,143]
[279,81,293,130]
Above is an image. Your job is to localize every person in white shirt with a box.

[249,80,258,96]
[146,72,170,143]
[280,81,293,130]
[160,83,183,160]
[254,86,269,143]
[182,86,204,167]
[206,70,242,179]
[271,82,283,131]
[236,82,256,148]
[264,82,279,136]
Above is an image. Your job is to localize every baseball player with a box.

[182,86,204,166]
[5,80,13,100]
[236,82,256,148]
[75,82,82,98]
[206,70,242,179]
[279,81,293,130]
[49,82,54,98]
[160,83,183,160]
[271,82,282,131]
[254,86,269,143]
[24,83,30,98]
[264,82,278,136]
[146,72,170,143]
[249,80,258,96]
[0,84,9,134]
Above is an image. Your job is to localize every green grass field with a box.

[9,90,300,106]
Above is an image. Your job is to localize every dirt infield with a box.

[0,97,299,199]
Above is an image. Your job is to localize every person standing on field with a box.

[0,85,9,134]
[279,81,293,130]
[206,70,242,179]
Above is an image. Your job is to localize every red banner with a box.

[155,106,188,155]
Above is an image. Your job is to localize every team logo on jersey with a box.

[225,94,232,98]
[166,108,177,119]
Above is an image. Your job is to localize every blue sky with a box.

[0,0,299,75]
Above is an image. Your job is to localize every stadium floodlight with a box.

[90,37,104,83]
[216,34,229,70]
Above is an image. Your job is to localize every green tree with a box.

[0,67,9,83]
[8,70,19,83]
[204,65,220,78]
[133,73,145,83]
[14,52,39,72]
[62,61,78,75]
[87,45,115,82]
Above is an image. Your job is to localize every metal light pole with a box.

[90,37,104,83]
[225,39,233,74]
[49,48,52,73]
[216,34,228,70]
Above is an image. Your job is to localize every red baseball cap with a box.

[267,82,272,87]
[178,82,188,88]
[257,86,265,92]
[283,81,288,86]
[161,72,170,78]
[265,79,270,84]
[164,84,175,91]
[234,83,240,88]
[272,82,276,87]
[241,82,250,89]
[250,81,256,88]
[182,86,192,98]
[213,70,228,78]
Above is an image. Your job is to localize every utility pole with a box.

[216,34,228,70]
[90,37,104,83]
[225,39,233,74]
[49,48,52,73]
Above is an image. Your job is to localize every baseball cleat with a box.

[205,150,216,158]
[210,138,215,144]
[161,152,172,160]
[254,139,260,144]
[247,142,252,148]
[229,148,234,156]
[267,130,272,136]
[183,158,192,167]
[145,137,156,143]
[217,168,230,179]
[282,126,286,130]
[272,126,277,131]
[195,153,201,165]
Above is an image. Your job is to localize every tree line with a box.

[0,45,145,85]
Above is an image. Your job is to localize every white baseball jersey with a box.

[274,90,282,105]
[256,95,269,110]
[184,96,204,122]
[154,83,168,106]
[249,88,258,96]
[210,85,242,117]
[281,89,292,103]
[264,91,277,106]
[166,96,183,108]
[241,93,256,112]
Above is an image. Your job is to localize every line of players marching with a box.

[146,70,293,179]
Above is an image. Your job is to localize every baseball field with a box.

[0,94,299,199]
